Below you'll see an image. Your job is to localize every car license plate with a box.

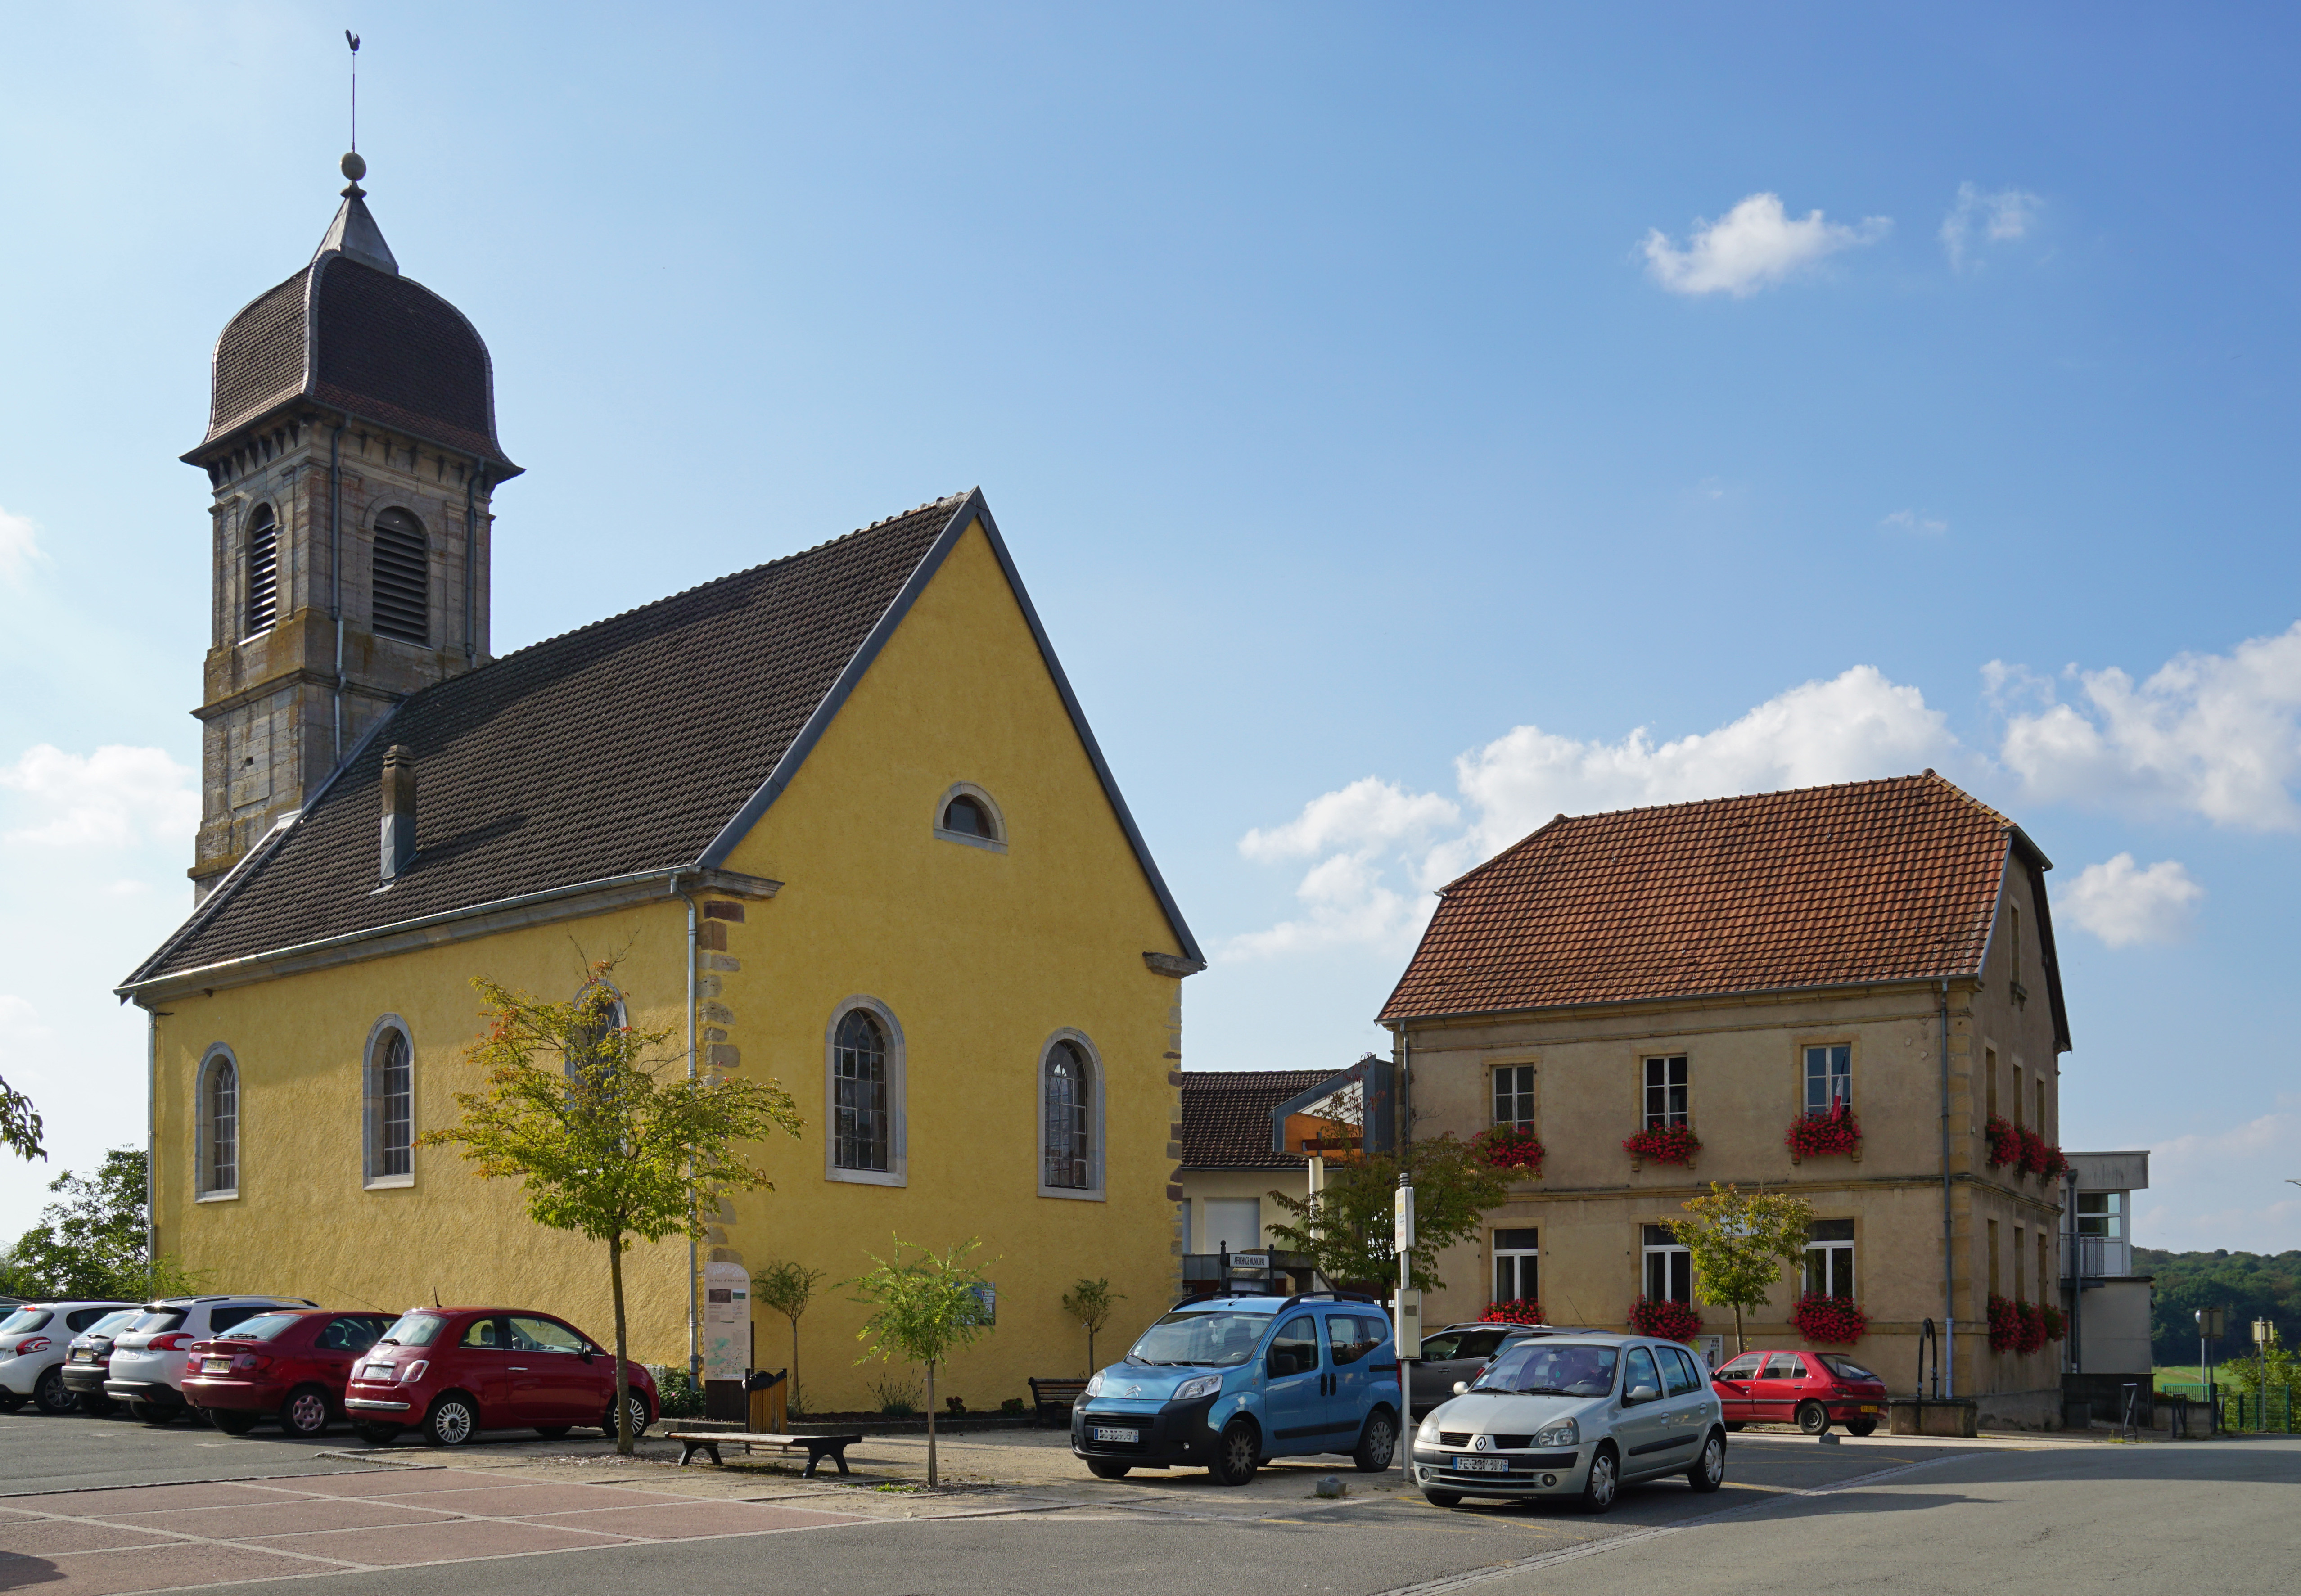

[362,1363,393,1381]
[202,1357,230,1373]
[1092,1426,1140,1443]
[1859,1404,1880,1414]
[72,1350,92,1362]
[1454,1455,1509,1472]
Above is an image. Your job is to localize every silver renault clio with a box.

[1410,1332,1725,1512]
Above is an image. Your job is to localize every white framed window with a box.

[826,997,906,1186]
[932,782,1007,853]
[1643,1055,1688,1129]
[1493,1064,1535,1127]
[1805,1218,1854,1298]
[1493,1227,1539,1306]
[1642,1223,1691,1302]
[2077,1191,2121,1239]
[197,1046,240,1200]
[1804,1043,1851,1117]
[363,1016,415,1188]
[1037,1030,1104,1199]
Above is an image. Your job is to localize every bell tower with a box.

[183,154,520,900]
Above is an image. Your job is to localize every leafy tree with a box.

[0,1075,41,1162]
[2137,1249,2301,1363]
[1264,1134,1511,1293]
[1060,1277,1124,1373]
[1,1148,202,1302]
[420,964,803,1454]
[1664,1183,1816,1356]
[849,1235,994,1485]
[752,1258,827,1413]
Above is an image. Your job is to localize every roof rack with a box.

[1275,1291,1378,1311]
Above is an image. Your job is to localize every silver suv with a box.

[1411,1333,1724,1512]
[105,1296,315,1423]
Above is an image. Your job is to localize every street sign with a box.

[1230,1253,1270,1271]
[2197,1306,2226,1339]
[1394,1185,1416,1253]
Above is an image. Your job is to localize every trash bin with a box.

[746,1368,789,1433]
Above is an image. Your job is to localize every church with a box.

[117,156,1204,1411]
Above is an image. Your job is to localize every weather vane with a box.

[343,30,365,185]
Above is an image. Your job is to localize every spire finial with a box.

[345,30,361,152]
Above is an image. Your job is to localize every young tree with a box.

[1265,1135,1511,1293]
[0,1074,42,1162]
[420,964,803,1454]
[1665,1182,1817,1356]
[1,1148,201,1301]
[752,1258,826,1413]
[1060,1277,1124,1373]
[849,1235,994,1485]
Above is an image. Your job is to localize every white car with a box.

[1410,1332,1726,1512]
[0,1301,136,1415]
[105,1296,316,1423]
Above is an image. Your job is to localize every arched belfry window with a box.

[364,1019,415,1187]
[197,1048,239,1199]
[371,508,429,644]
[826,999,906,1186]
[244,504,279,637]
[933,783,1006,852]
[1038,1031,1104,1199]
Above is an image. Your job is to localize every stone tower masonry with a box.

[182,157,520,900]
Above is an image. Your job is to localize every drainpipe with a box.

[145,1007,157,1290]
[329,420,347,760]
[462,462,480,667]
[677,882,701,1384]
[1940,978,1955,1399]
[2066,1170,2083,1375]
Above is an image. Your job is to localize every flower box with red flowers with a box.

[1622,1123,1701,1169]
[1483,1299,1544,1325]
[2017,1127,2053,1177]
[2041,1303,2067,1343]
[1791,1293,1868,1345]
[1474,1123,1546,1175]
[1627,1296,1703,1344]
[1786,1101,1863,1162]
[2038,1144,2071,1182]
[1985,1115,2020,1170]
[1989,1294,2049,1355]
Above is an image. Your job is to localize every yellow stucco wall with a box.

[147,515,1193,1413]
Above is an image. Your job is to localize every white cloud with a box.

[1994,621,2301,830]
[0,505,41,583]
[1881,509,1948,537]
[2062,853,2205,947]
[1227,667,1953,958]
[0,744,199,848]
[1941,182,2040,269]
[1642,193,1890,298]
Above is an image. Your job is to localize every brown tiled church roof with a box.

[1179,1070,1342,1169]
[1378,772,2069,1046]
[124,491,1202,987]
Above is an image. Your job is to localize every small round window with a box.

[942,795,993,838]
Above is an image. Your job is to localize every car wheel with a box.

[1422,1489,1464,1508]
[424,1394,479,1446]
[351,1422,400,1446]
[1686,1430,1726,1492]
[209,1409,260,1436]
[34,1367,77,1416]
[281,1387,332,1439]
[1846,1418,1877,1438]
[1796,1400,1830,1435]
[535,1424,573,1439]
[1579,1444,1619,1514]
[1208,1418,1260,1486]
[77,1392,116,1417]
[1086,1460,1131,1479]
[137,1401,178,1426]
[1352,1408,1398,1473]
[0,1392,25,1414]
[598,1393,650,1441]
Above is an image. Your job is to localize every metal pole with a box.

[1939,979,1955,1399]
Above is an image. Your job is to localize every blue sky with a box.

[2,3,2297,1251]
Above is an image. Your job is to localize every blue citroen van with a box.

[1069,1292,1401,1484]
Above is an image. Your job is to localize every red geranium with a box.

[2041,1303,2067,1343]
[1786,1100,1863,1159]
[1988,1293,2021,1353]
[1628,1296,1703,1343]
[2018,1128,2052,1176]
[1791,1294,1868,1345]
[1474,1123,1546,1174]
[1483,1299,1544,1324]
[2038,1144,2071,1182]
[1984,1115,2020,1169]
[1622,1123,1702,1167]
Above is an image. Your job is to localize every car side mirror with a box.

[579,1348,595,1362]
[1453,1380,1470,1395]
[1626,1382,1660,1405]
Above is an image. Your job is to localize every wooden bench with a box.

[1028,1377,1088,1427]
[664,1429,865,1476]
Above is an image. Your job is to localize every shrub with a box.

[1483,1298,1543,1324]
[1984,1116,2019,1169]
[1473,1123,1546,1174]
[1628,1296,1703,1343]
[1622,1123,1701,1167]
[1785,1101,1862,1159]
[1791,1294,1868,1345]
[654,1367,707,1420]
[2041,1303,2066,1343]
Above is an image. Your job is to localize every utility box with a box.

[1395,1289,1423,1359]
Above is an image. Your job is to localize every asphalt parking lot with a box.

[3,1406,2295,1596]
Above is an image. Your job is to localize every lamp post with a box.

[1394,1174,1417,1483]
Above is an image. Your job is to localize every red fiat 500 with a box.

[1710,1348,1889,1435]
[342,1306,658,1447]
[182,1309,397,1437]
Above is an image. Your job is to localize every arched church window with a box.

[244,504,279,637]
[364,1022,414,1185]
[1042,1040,1092,1190]
[371,509,429,644]
[933,784,1006,850]
[198,1049,239,1198]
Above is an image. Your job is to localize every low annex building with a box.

[1378,772,2073,1422]
[120,166,1205,1411]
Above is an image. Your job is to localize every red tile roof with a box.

[1180,1070,1341,1169]
[1379,773,2065,1039]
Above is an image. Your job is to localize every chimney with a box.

[380,745,417,880]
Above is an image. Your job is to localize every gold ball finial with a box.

[341,151,367,182]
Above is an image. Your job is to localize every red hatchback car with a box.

[342,1306,658,1447]
[182,1309,398,1437]
[1710,1348,1889,1435]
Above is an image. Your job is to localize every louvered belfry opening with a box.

[244,504,279,636]
[371,508,430,644]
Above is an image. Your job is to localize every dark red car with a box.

[182,1309,397,1437]
[1710,1348,1888,1435]
[342,1306,658,1447]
